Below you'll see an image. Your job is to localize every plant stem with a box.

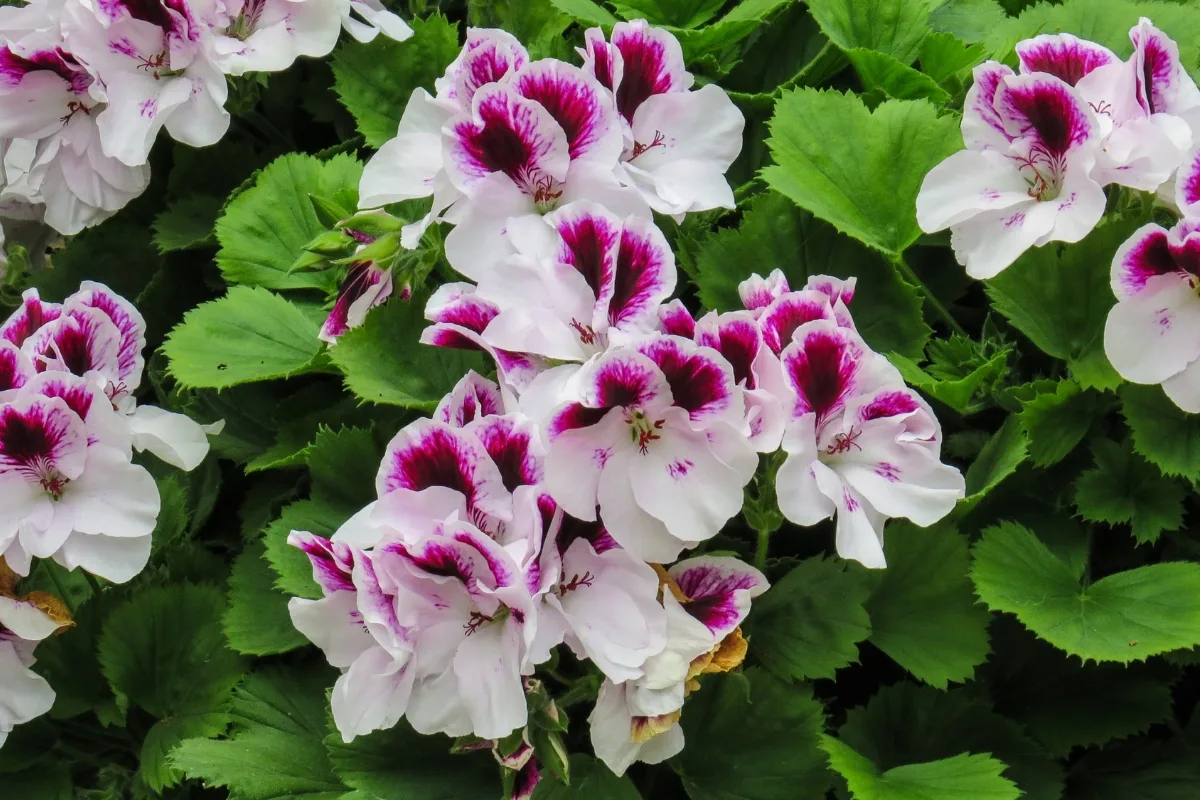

[889,252,967,337]
[83,571,104,599]
[754,525,771,571]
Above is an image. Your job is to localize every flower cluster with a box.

[335,20,744,341]
[917,18,1200,279]
[0,0,412,237]
[288,24,965,787]
[0,282,217,581]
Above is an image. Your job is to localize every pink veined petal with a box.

[1015,33,1117,86]
[0,394,88,483]
[628,412,748,546]
[657,299,696,338]
[1130,17,1200,118]
[288,530,356,595]
[947,198,1058,280]
[758,290,836,356]
[1175,147,1200,218]
[579,27,620,94]
[436,370,505,427]
[448,29,529,107]
[22,307,122,384]
[511,59,623,164]
[634,335,738,427]
[1104,272,1200,384]
[544,199,622,307]
[993,72,1097,157]
[466,413,544,492]
[597,446,694,563]
[453,617,528,739]
[443,82,570,195]
[962,61,1018,150]
[775,413,836,526]
[0,288,61,347]
[1110,222,1180,299]
[805,275,856,307]
[779,320,865,426]
[668,555,767,639]
[738,269,791,315]
[425,282,500,333]
[602,215,676,332]
[546,348,672,437]
[695,310,762,390]
[0,594,63,640]
[0,340,33,393]
[64,281,146,391]
[543,410,626,522]
[319,261,394,344]
[377,418,513,523]
[608,20,691,123]
[824,470,888,569]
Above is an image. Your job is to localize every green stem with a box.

[889,253,967,337]
[754,525,771,571]
[54,741,113,770]
[44,566,76,612]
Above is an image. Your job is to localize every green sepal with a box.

[530,726,570,785]
[337,210,406,237]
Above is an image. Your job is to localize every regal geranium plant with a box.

[3,1,1200,799]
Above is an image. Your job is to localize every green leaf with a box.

[963,415,1028,501]
[806,0,931,63]
[326,722,497,800]
[984,620,1176,757]
[27,594,112,719]
[822,737,1021,800]
[263,499,351,599]
[837,681,1064,800]
[1073,438,1186,546]
[216,152,362,290]
[747,556,872,680]
[99,584,245,789]
[2,767,73,800]
[864,521,991,687]
[174,668,348,800]
[332,15,460,148]
[149,472,192,554]
[971,521,1200,662]
[224,543,308,656]
[1120,383,1200,482]
[985,216,1142,370]
[164,286,323,389]
[928,0,1005,44]
[33,220,161,303]
[918,32,985,82]
[531,755,640,799]
[763,89,961,257]
[613,0,724,27]
[329,289,486,409]
[889,344,1009,416]
[153,194,222,252]
[691,192,931,358]
[1017,381,1105,467]
[848,49,951,103]
[673,669,831,800]
[307,426,383,510]
[548,0,620,25]
[1066,738,1200,800]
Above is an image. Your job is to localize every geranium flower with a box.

[210,0,344,76]
[470,201,676,362]
[1104,218,1200,412]
[288,533,417,742]
[319,261,395,344]
[524,334,756,563]
[0,15,150,233]
[580,20,744,217]
[917,63,1107,278]
[774,321,964,567]
[589,556,766,776]
[61,0,231,167]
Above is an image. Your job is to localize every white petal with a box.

[1104,275,1200,384]
[126,405,212,470]
[453,618,527,739]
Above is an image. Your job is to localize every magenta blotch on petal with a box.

[1,289,62,348]
[1015,33,1116,86]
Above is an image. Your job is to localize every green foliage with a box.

[864,522,991,687]
[329,289,486,409]
[215,153,362,290]
[1074,439,1186,545]
[807,0,931,64]
[763,89,961,257]
[163,286,323,388]
[674,670,831,799]
[531,756,640,799]
[1017,381,1106,467]
[174,668,348,799]
[1121,384,1200,482]
[746,556,872,680]
[972,522,1200,662]
[98,584,245,790]
[325,722,497,799]
[822,737,1021,800]
[153,195,222,252]
[332,15,460,148]
[224,543,308,656]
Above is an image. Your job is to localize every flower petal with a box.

[608,20,691,122]
[512,59,622,164]
[436,371,505,427]
[1015,33,1116,86]
[64,281,146,391]
[0,288,60,348]
[738,270,790,315]
[779,320,866,425]
[758,290,835,356]
[634,335,738,426]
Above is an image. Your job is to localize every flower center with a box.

[824,426,863,456]
[557,571,595,596]
[1013,144,1066,201]
[630,130,666,160]
[627,408,664,454]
